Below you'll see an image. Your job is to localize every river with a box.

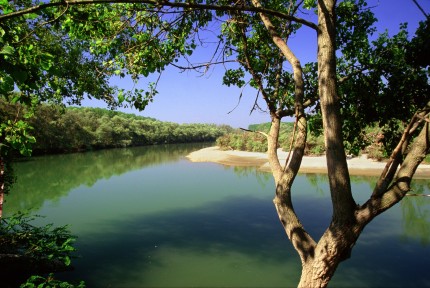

[5,143,430,287]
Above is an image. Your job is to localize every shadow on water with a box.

[5,143,430,287]
[59,195,302,287]
[58,188,430,288]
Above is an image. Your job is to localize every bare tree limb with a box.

[239,127,268,138]
[372,102,430,197]
[170,59,237,72]
[406,193,430,197]
[411,0,429,18]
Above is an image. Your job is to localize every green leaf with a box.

[118,89,125,103]
[40,53,54,70]
[25,13,39,20]
[304,0,316,9]
[0,45,14,55]
[0,72,14,93]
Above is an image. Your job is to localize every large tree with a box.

[1,0,429,287]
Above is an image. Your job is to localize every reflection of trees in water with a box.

[401,185,430,245]
[228,166,272,189]
[303,174,328,196]
[304,174,380,197]
[5,143,210,214]
[302,174,430,245]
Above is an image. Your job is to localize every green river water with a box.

[5,143,430,287]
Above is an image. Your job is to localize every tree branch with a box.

[238,21,276,114]
[170,59,237,72]
[359,105,430,223]
[251,0,314,263]
[239,127,268,138]
[411,0,429,18]
[0,0,319,31]
[372,101,430,197]
[337,66,368,84]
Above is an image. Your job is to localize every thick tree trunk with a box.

[252,1,429,287]
[290,1,363,286]
[317,0,356,224]
[297,223,362,288]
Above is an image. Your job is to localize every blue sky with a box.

[84,0,430,128]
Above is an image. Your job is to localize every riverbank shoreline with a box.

[186,146,430,178]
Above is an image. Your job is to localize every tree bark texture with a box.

[317,0,356,224]
[252,1,430,287]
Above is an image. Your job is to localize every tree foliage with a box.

[0,102,230,154]
[0,212,80,286]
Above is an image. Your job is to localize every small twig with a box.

[415,113,430,123]
[239,128,268,138]
[283,116,298,171]
[406,193,430,197]
[170,60,236,71]
[14,2,70,44]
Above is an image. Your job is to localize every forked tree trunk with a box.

[296,222,364,288]
[252,0,429,287]
[292,1,359,286]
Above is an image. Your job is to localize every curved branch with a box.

[0,0,319,31]
[251,0,313,263]
[358,110,430,224]
[372,101,430,197]
[251,0,307,180]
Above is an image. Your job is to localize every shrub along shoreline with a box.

[216,122,430,164]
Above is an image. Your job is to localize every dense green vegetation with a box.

[217,121,415,161]
[217,122,325,155]
[0,101,232,155]
[0,212,82,287]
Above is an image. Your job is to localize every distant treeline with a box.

[217,121,420,161]
[0,101,233,154]
[217,121,389,157]
[217,122,325,155]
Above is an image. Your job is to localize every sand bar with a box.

[186,146,430,178]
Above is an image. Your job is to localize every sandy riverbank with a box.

[186,146,430,178]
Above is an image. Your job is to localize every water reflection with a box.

[228,165,273,189]
[5,143,209,214]
[4,144,430,287]
[401,196,430,245]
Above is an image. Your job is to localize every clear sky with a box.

[83,0,430,128]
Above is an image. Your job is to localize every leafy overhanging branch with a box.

[0,0,319,31]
